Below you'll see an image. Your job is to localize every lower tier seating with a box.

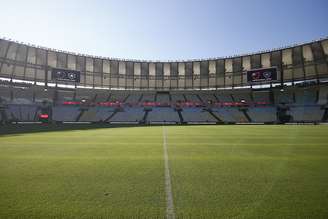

[147,107,180,123]
[1,104,326,124]
[212,108,248,123]
[247,107,277,123]
[52,106,81,122]
[289,106,324,122]
[181,108,217,123]
[79,107,115,122]
[109,107,145,123]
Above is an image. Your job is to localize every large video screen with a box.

[247,67,277,83]
[52,68,80,82]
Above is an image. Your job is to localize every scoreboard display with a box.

[247,67,277,83]
[52,68,80,82]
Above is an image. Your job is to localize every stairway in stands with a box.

[241,109,252,123]
[104,110,118,122]
[206,109,223,123]
[123,94,130,103]
[142,109,150,124]
[138,94,144,102]
[177,109,184,124]
[75,109,86,122]
[321,107,328,122]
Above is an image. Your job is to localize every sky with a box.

[0,0,327,61]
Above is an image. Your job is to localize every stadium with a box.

[1,1,328,218]
[1,37,328,124]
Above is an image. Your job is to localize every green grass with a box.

[1,125,328,218]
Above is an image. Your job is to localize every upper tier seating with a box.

[34,86,55,103]
[274,89,294,104]
[232,91,252,102]
[95,91,109,102]
[252,91,271,103]
[156,93,170,104]
[198,93,217,103]
[108,92,128,102]
[141,93,155,102]
[12,86,34,104]
[171,93,185,102]
[216,93,233,102]
[294,88,317,104]
[76,88,96,101]
[125,93,142,104]
[0,85,11,102]
[184,93,200,102]
[56,90,75,102]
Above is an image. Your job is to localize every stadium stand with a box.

[76,88,96,101]
[247,107,277,123]
[34,86,54,103]
[184,93,201,102]
[274,89,294,104]
[147,107,180,123]
[0,85,12,102]
[156,93,170,104]
[108,92,129,102]
[232,92,252,103]
[171,93,186,102]
[141,93,155,102]
[109,107,144,123]
[199,92,217,103]
[56,89,75,102]
[5,104,37,122]
[252,90,271,103]
[125,93,142,104]
[216,92,234,102]
[79,107,115,122]
[318,86,328,104]
[289,106,324,122]
[294,87,317,104]
[52,106,80,122]
[95,91,109,102]
[1,85,328,124]
[0,37,328,124]
[212,108,249,123]
[181,108,217,123]
[12,86,34,104]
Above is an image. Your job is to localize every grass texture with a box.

[0,125,328,218]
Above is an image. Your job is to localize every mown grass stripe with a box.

[163,126,175,219]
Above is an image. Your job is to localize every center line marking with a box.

[162,126,175,219]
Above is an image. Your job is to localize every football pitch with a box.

[0,125,328,219]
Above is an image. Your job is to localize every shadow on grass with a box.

[0,123,219,137]
[0,123,148,137]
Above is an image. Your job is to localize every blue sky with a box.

[0,0,327,60]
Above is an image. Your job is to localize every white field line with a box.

[162,126,175,219]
